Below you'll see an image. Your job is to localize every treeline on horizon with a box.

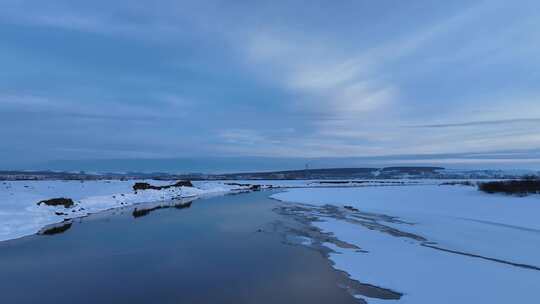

[479,178,540,195]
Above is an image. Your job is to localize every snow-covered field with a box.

[0,180,246,242]
[272,185,540,304]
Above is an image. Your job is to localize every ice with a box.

[272,185,540,303]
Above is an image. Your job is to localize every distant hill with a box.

[1,165,536,181]
[217,168,379,180]
[381,167,444,172]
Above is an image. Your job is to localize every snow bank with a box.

[272,185,540,303]
[0,180,245,242]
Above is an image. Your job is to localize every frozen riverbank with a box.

[272,185,540,303]
[0,180,247,242]
[0,178,434,243]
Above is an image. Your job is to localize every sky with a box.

[1,0,540,170]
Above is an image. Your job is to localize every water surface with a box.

[0,191,360,304]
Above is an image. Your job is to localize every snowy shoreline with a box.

[271,185,540,304]
[0,178,441,243]
[0,179,254,242]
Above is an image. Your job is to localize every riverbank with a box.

[0,180,251,242]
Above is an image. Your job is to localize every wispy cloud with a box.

[410,118,540,128]
[0,93,191,122]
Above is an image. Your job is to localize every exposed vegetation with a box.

[225,182,263,191]
[132,180,193,191]
[478,179,540,196]
[225,182,253,187]
[440,181,476,186]
[37,197,75,208]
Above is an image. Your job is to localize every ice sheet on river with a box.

[272,185,540,304]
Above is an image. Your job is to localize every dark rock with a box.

[132,180,193,191]
[37,198,75,208]
[249,184,262,191]
[171,180,194,187]
[132,182,156,191]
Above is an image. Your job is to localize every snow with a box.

[271,185,540,303]
[0,180,245,242]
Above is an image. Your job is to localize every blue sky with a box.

[1,0,540,169]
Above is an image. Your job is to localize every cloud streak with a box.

[410,118,540,128]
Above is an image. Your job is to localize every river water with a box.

[0,191,361,304]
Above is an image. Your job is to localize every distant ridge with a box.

[12,152,540,174]
[215,167,444,180]
[3,166,531,181]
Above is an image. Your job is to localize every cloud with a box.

[243,30,397,123]
[1,0,540,165]
[0,94,54,107]
[218,129,268,145]
[411,118,540,128]
[233,1,509,141]
[231,13,540,156]
[0,0,202,43]
[0,93,188,122]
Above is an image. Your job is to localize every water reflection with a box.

[132,199,195,218]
